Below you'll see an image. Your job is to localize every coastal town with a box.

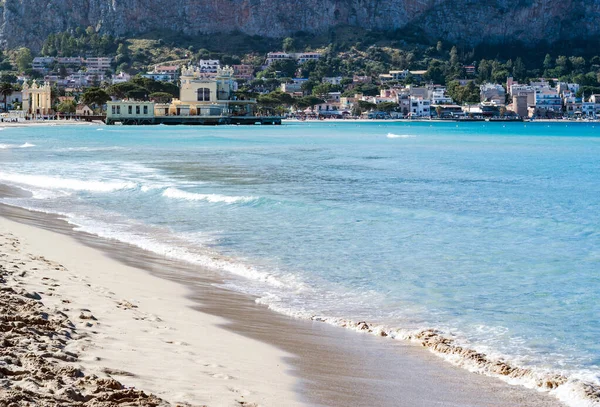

[1,35,600,123]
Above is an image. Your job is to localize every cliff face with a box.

[1,0,599,50]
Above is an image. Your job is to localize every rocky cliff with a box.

[1,0,599,50]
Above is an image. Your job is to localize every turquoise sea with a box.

[0,122,599,405]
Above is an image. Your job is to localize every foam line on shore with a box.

[293,314,600,407]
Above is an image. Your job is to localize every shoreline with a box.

[0,185,571,407]
[0,118,597,128]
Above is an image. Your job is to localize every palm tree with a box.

[0,82,14,112]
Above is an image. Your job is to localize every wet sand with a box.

[0,184,565,407]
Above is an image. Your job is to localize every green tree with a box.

[312,83,332,99]
[449,46,459,66]
[358,100,376,111]
[0,82,15,112]
[295,95,323,111]
[81,87,110,109]
[282,37,296,53]
[148,92,174,103]
[543,54,553,70]
[56,100,76,114]
[15,47,33,72]
[377,102,398,112]
[512,57,526,82]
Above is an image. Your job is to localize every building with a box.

[265,52,322,66]
[409,70,427,83]
[85,57,112,74]
[480,83,506,104]
[106,66,262,124]
[141,73,176,82]
[107,101,155,123]
[232,64,254,81]
[513,94,529,118]
[295,52,321,64]
[510,85,536,106]
[32,57,55,73]
[169,65,254,116]
[431,104,465,118]
[353,75,372,84]
[143,65,179,82]
[76,104,94,116]
[112,71,132,84]
[57,57,84,66]
[428,86,453,104]
[323,76,343,85]
[197,60,220,73]
[409,97,431,117]
[464,65,476,75]
[2,91,22,111]
[535,88,562,113]
[281,82,303,94]
[22,80,52,116]
[265,52,291,65]
[406,85,428,99]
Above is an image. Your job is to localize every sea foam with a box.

[0,172,136,192]
[387,133,415,139]
[0,142,35,149]
[162,187,258,204]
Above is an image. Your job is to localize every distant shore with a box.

[0,117,597,128]
[0,119,103,128]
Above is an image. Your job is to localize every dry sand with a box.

[0,216,301,407]
[0,199,567,407]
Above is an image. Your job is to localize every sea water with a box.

[0,122,599,405]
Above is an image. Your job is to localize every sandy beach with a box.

[0,184,569,407]
[0,212,301,406]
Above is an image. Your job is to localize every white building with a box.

[535,88,562,112]
[295,52,321,64]
[85,57,112,74]
[409,97,431,117]
[323,76,343,85]
[480,83,506,104]
[112,71,131,84]
[428,86,453,104]
[197,60,220,73]
[379,70,409,82]
[265,52,322,66]
[32,57,55,72]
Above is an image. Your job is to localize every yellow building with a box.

[168,65,256,117]
[106,65,265,125]
[22,80,52,116]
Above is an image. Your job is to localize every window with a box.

[111,106,116,114]
[197,88,211,102]
[136,106,140,114]
[143,106,148,115]
[128,105,132,114]
[117,106,121,114]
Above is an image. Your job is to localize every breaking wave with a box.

[162,187,259,204]
[0,172,136,192]
[0,142,36,149]
[387,133,416,139]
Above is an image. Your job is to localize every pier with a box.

[105,115,282,125]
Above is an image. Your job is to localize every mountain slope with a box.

[1,0,598,50]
